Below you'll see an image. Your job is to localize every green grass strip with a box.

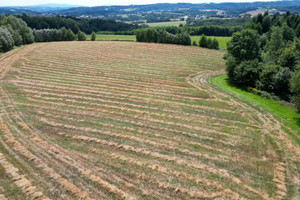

[209,74,300,145]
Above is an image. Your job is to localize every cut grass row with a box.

[87,34,231,49]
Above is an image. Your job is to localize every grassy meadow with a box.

[145,21,186,27]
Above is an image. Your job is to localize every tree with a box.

[211,38,219,49]
[77,30,87,41]
[267,26,284,62]
[296,24,300,38]
[225,55,238,81]
[273,67,292,100]
[233,59,262,87]
[227,29,260,64]
[207,38,212,48]
[2,16,34,45]
[91,32,96,41]
[5,26,22,46]
[278,44,298,70]
[199,34,208,48]
[282,23,295,42]
[64,28,76,41]
[291,67,300,112]
[262,15,271,33]
[257,64,282,92]
[0,27,14,52]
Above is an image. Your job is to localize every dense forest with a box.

[17,14,141,34]
[225,12,300,111]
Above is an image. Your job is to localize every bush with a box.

[0,27,14,52]
[91,32,96,41]
[77,30,87,41]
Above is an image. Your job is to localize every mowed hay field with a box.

[0,41,299,200]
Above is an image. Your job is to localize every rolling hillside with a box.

[0,42,299,199]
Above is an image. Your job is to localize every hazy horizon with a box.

[0,0,280,7]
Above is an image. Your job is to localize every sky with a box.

[0,0,279,7]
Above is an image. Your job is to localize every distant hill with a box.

[0,4,82,13]
[0,8,38,15]
[55,1,300,16]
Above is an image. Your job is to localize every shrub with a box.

[0,27,14,52]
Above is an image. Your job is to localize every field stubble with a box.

[0,41,299,199]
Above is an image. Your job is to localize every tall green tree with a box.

[77,30,87,41]
[64,28,76,41]
[2,16,34,45]
[91,32,96,41]
[227,29,261,63]
[267,26,284,62]
[199,34,208,48]
[0,27,14,52]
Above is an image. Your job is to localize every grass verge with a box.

[209,74,300,145]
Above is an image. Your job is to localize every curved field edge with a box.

[209,74,300,145]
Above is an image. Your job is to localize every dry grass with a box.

[0,41,299,199]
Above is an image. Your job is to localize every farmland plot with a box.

[0,41,299,199]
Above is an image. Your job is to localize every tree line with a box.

[182,26,241,36]
[136,28,191,46]
[0,15,98,53]
[18,14,141,34]
[225,12,300,112]
[198,34,219,49]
